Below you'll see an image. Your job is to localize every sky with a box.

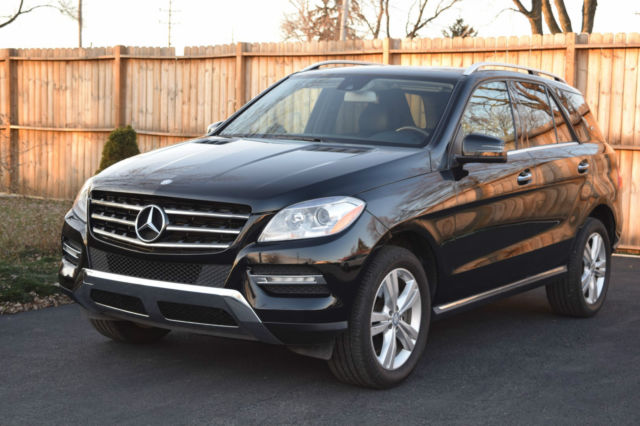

[0,0,639,54]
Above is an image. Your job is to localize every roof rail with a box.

[463,62,567,83]
[299,60,382,72]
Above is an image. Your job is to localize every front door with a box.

[439,80,543,305]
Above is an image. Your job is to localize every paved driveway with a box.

[1,256,638,425]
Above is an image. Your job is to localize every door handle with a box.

[517,169,532,185]
[578,160,589,173]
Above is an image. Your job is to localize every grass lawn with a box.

[0,195,72,311]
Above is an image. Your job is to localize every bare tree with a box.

[1,0,51,28]
[1,0,81,45]
[282,0,461,41]
[356,0,388,38]
[511,0,542,34]
[281,0,365,41]
[511,0,597,34]
[405,0,462,39]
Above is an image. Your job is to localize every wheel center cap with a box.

[392,312,400,326]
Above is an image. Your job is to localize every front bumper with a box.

[66,268,282,344]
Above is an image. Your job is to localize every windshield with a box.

[219,73,455,147]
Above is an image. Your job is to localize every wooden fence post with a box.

[113,45,125,128]
[564,33,576,87]
[382,38,391,64]
[1,48,17,192]
[235,42,247,111]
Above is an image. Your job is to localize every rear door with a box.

[440,80,543,304]
[508,80,588,269]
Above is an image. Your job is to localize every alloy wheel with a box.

[582,232,607,304]
[370,268,422,370]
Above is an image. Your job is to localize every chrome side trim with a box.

[163,208,250,220]
[91,213,135,226]
[433,266,567,315]
[92,227,230,250]
[92,199,143,211]
[93,301,150,318]
[507,142,579,156]
[165,225,241,234]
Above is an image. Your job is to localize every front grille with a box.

[89,248,231,287]
[158,301,236,326]
[89,190,250,253]
[90,289,147,315]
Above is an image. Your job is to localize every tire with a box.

[89,318,170,344]
[328,246,431,389]
[546,218,611,317]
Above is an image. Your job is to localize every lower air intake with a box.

[157,301,236,326]
[90,289,147,316]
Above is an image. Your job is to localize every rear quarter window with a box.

[555,89,605,143]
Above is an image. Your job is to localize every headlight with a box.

[258,196,365,242]
[72,178,93,222]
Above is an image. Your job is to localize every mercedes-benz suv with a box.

[59,61,622,388]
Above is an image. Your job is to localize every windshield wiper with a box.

[266,134,324,142]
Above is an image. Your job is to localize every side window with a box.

[555,89,605,143]
[460,81,516,151]
[549,95,574,143]
[511,81,557,148]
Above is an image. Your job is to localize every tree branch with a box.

[542,0,562,33]
[405,0,460,39]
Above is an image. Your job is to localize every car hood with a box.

[93,137,431,213]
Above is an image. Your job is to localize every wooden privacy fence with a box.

[0,33,639,249]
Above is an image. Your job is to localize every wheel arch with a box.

[587,203,617,247]
[371,225,442,300]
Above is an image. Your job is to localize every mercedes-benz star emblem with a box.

[134,205,168,243]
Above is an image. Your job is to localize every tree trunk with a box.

[542,0,562,33]
[553,0,573,32]
[581,0,597,33]
[512,0,543,35]
[78,0,83,48]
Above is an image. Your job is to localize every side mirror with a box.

[456,133,507,164]
[206,121,223,135]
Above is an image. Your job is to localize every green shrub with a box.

[96,125,140,173]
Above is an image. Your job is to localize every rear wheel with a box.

[546,218,611,317]
[328,246,431,388]
[90,319,170,344]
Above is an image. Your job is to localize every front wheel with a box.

[328,246,431,388]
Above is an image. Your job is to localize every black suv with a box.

[59,61,622,388]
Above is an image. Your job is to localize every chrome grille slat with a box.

[165,225,241,235]
[164,208,249,220]
[93,228,231,250]
[89,191,250,253]
[92,199,144,211]
[91,213,136,226]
